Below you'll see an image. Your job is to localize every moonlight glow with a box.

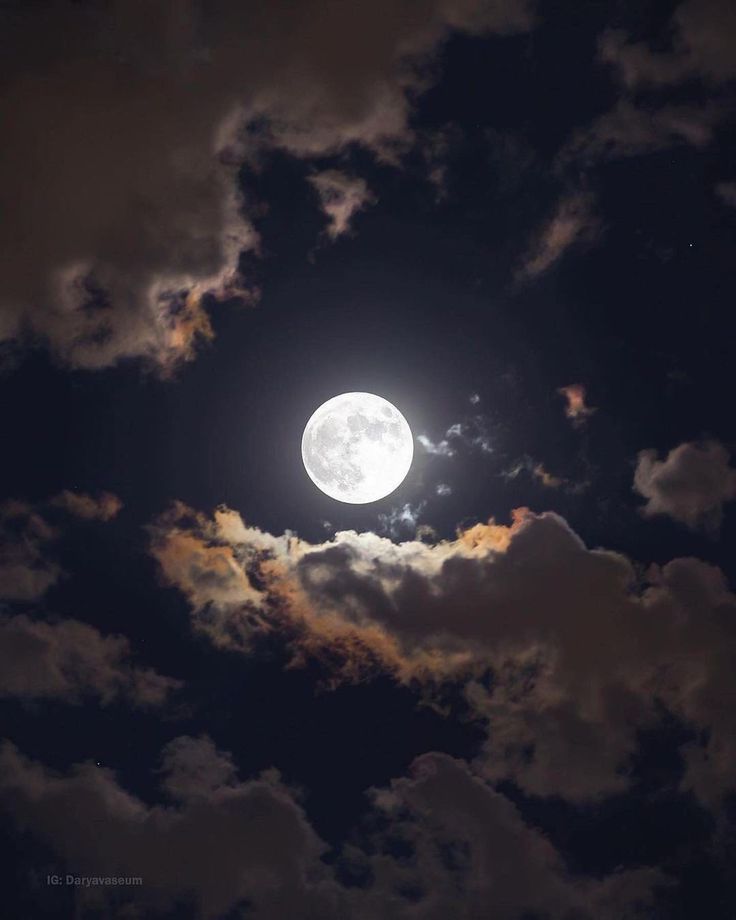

[301,393,414,503]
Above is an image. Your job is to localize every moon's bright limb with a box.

[302,393,414,503]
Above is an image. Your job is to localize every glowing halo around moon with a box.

[301,393,414,504]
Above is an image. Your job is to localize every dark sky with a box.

[1,1,736,918]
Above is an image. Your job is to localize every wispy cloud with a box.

[562,1,733,168]
[517,192,599,280]
[308,170,376,240]
[417,416,493,458]
[417,434,456,457]
[502,457,572,490]
[378,501,427,540]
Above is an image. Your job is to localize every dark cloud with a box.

[0,737,666,919]
[50,490,123,521]
[0,492,123,602]
[150,503,736,806]
[0,500,61,602]
[0,612,180,706]
[599,0,736,89]
[0,492,176,706]
[0,736,335,919]
[159,735,238,802]
[634,440,736,533]
[355,752,665,920]
[0,0,534,372]
[561,1,735,167]
[563,99,722,164]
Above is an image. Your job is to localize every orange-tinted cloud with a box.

[558,383,596,426]
[532,463,563,488]
[503,456,570,490]
[150,502,736,805]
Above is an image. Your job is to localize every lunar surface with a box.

[301,393,414,503]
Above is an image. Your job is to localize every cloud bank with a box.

[150,502,736,806]
[0,0,534,372]
[0,735,665,919]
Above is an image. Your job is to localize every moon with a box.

[301,393,414,503]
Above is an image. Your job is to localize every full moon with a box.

[301,393,414,503]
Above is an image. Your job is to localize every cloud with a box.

[50,490,123,521]
[417,415,493,457]
[517,192,599,280]
[418,123,464,201]
[634,440,736,533]
[378,501,427,540]
[417,434,456,457]
[158,735,238,802]
[150,502,736,804]
[532,462,563,488]
[0,736,335,920]
[0,492,175,709]
[599,1,736,89]
[558,383,596,426]
[308,170,376,239]
[355,752,666,920]
[0,493,124,602]
[562,2,734,168]
[0,0,534,373]
[0,613,180,707]
[716,182,736,207]
[0,737,666,919]
[0,500,61,603]
[563,99,722,164]
[503,456,565,489]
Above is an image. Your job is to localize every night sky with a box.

[2,2,736,918]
